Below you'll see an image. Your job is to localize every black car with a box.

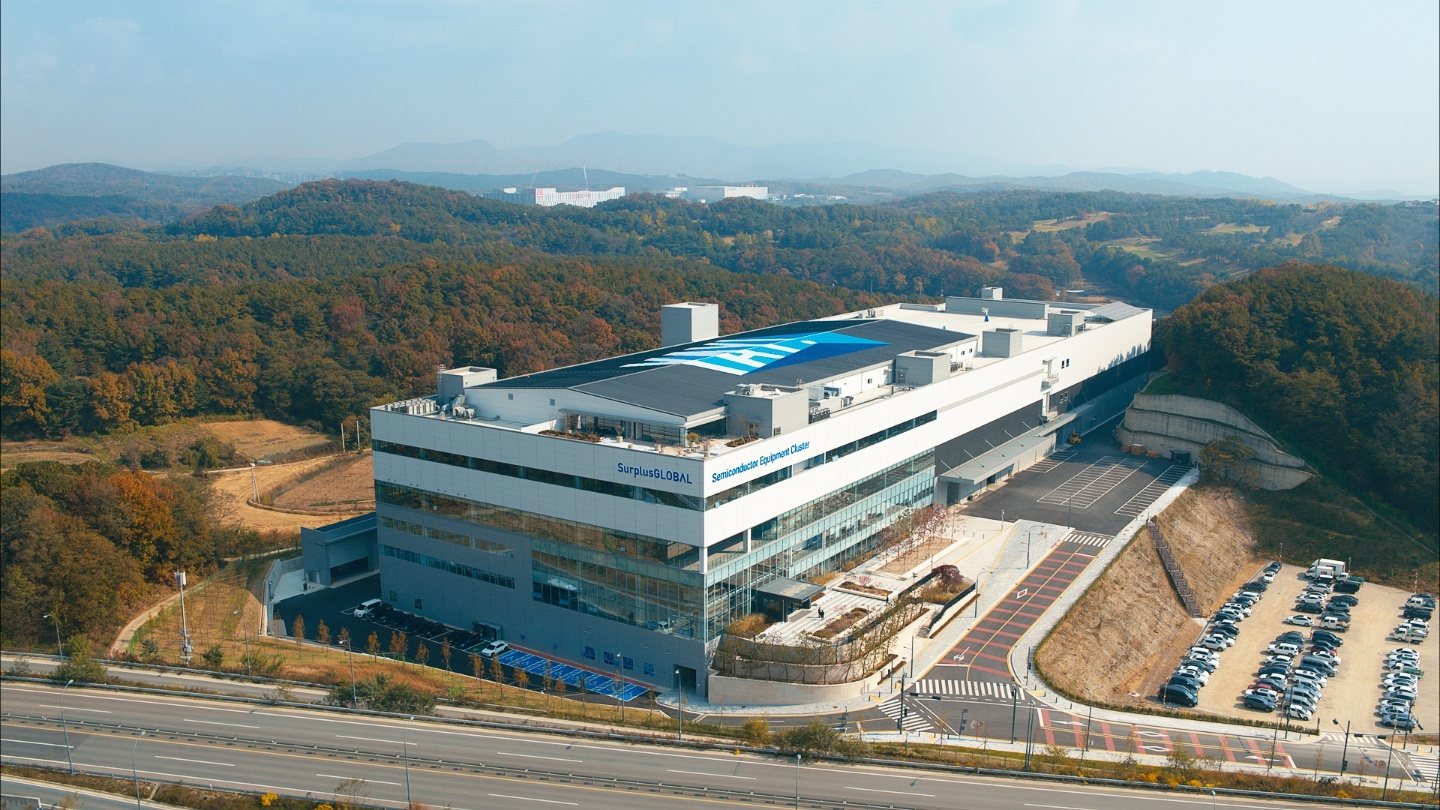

[1403,607,1433,621]
[1275,632,1305,644]
[1325,602,1352,614]
[1333,579,1361,594]
[1258,665,1291,678]
[1295,603,1323,614]
[1311,630,1344,646]
[1245,694,1278,712]
[1244,580,1269,592]
[1169,674,1204,692]
[1159,684,1199,707]
[1264,561,1282,574]
[1329,594,1359,607]
[1211,624,1240,638]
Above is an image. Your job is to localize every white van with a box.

[354,598,383,618]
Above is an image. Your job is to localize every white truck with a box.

[1307,558,1347,580]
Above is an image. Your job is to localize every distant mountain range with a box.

[0,163,289,232]
[4,144,1432,233]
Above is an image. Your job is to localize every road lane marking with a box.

[336,734,415,745]
[0,738,72,748]
[845,786,935,797]
[1026,804,1094,810]
[497,751,584,763]
[487,794,577,805]
[155,755,234,767]
[39,704,111,713]
[185,718,260,728]
[666,769,755,780]
[317,773,401,786]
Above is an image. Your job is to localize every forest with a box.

[1158,263,1439,534]
[0,460,264,648]
[2,180,1436,650]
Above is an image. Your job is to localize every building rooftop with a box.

[488,318,976,419]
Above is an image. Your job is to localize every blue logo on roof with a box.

[627,332,885,376]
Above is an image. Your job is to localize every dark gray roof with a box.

[1088,302,1147,322]
[491,317,974,418]
[755,576,825,601]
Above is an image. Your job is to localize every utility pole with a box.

[131,730,147,810]
[341,638,357,707]
[1010,685,1019,743]
[340,421,346,452]
[404,715,414,806]
[1336,718,1352,780]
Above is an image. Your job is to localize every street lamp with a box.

[60,678,75,774]
[42,613,62,657]
[339,638,357,708]
[794,752,801,809]
[131,730,147,809]
[1334,718,1352,780]
[403,715,415,806]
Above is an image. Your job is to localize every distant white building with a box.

[674,186,769,203]
[487,187,626,208]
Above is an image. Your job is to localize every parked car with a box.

[478,640,511,659]
[1159,684,1199,707]
[1311,630,1344,646]
[1380,715,1421,731]
[1284,615,1314,626]
[1245,694,1278,712]
[1403,607,1433,621]
[1295,603,1324,614]
[1267,642,1301,655]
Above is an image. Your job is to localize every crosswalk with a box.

[1409,752,1440,787]
[1027,450,1077,474]
[1065,532,1112,549]
[877,694,935,732]
[1114,464,1190,517]
[911,679,1019,699]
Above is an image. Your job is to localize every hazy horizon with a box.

[3,1,1437,196]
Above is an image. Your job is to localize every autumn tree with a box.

[0,350,60,437]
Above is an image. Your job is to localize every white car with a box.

[1287,704,1314,720]
[1267,642,1300,655]
[1202,635,1232,650]
[478,640,511,659]
[1282,615,1314,626]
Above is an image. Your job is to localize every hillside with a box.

[0,163,289,231]
[1158,263,1440,535]
[1036,488,1259,708]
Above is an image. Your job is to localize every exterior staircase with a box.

[1149,518,1203,617]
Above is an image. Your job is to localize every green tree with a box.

[202,643,225,669]
[53,636,107,684]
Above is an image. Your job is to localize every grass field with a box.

[208,454,370,533]
[0,418,333,471]
[272,453,374,511]
[1204,223,1267,235]
[1101,237,1174,261]
[1031,211,1113,232]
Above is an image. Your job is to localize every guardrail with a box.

[1,674,1430,808]
[1150,517,1203,617]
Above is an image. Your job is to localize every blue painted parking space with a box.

[498,649,648,702]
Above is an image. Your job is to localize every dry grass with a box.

[1101,237,1174,261]
[1031,212,1113,232]
[272,453,374,510]
[1204,223,1267,235]
[0,440,98,469]
[204,419,332,460]
[812,607,869,640]
[207,455,369,533]
[1035,487,1259,708]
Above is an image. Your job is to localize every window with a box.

[603,650,617,666]
[549,398,556,406]
[643,662,655,676]
[389,590,397,602]
[414,598,423,610]
[583,646,596,660]
[772,428,782,437]
[623,656,634,671]
[508,393,514,400]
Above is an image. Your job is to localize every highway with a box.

[1,682,1327,810]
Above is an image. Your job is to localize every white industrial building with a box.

[486,186,627,208]
[363,289,1152,696]
[665,185,769,203]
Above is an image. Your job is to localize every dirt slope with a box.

[1036,486,1260,708]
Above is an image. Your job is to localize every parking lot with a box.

[962,431,1190,536]
[273,575,653,703]
[1191,564,1437,733]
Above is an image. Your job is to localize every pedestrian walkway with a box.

[1409,752,1440,787]
[1064,532,1111,548]
[877,694,934,733]
[912,678,1018,699]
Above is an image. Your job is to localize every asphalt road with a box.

[1,682,1324,810]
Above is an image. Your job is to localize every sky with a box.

[2,1,1437,194]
